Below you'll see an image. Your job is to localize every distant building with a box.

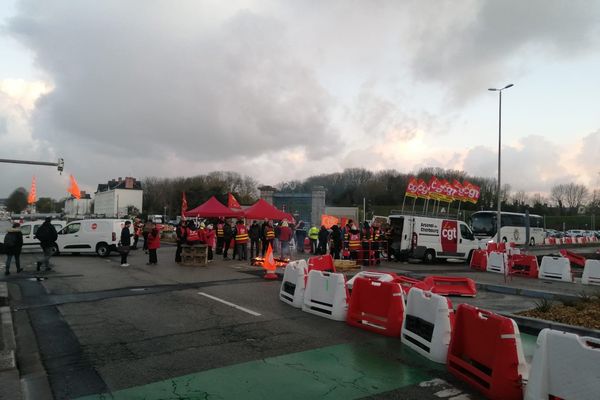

[94,177,143,217]
[259,186,326,227]
[64,191,93,217]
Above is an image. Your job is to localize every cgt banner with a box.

[441,220,458,253]
[404,176,480,204]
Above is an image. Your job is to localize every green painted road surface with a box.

[76,338,444,400]
[77,333,539,400]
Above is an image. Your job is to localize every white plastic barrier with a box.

[486,252,508,274]
[401,288,454,363]
[302,270,348,321]
[539,256,573,282]
[279,260,308,308]
[525,329,600,400]
[346,271,395,291]
[582,259,600,286]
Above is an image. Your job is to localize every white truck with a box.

[388,214,478,263]
[56,219,132,256]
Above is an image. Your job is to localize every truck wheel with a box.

[96,243,110,257]
[424,249,436,264]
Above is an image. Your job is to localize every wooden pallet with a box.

[334,259,359,271]
[181,244,208,267]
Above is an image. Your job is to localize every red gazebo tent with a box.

[243,199,294,222]
[184,196,242,218]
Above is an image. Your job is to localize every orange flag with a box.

[263,243,276,271]
[228,193,242,209]
[181,191,188,219]
[68,175,81,199]
[28,176,37,204]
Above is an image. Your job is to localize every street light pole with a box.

[488,83,514,243]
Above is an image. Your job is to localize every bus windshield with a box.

[471,212,496,236]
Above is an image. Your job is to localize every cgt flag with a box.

[28,176,37,205]
[181,191,188,220]
[67,175,81,199]
[405,177,418,198]
[463,181,481,204]
[228,193,242,210]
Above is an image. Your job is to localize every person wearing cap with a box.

[205,224,215,261]
[34,217,58,271]
[4,222,23,275]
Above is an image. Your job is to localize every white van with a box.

[56,219,132,256]
[0,220,66,253]
[388,214,478,263]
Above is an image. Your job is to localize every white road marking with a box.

[449,395,471,400]
[198,292,262,316]
[434,388,462,397]
[419,378,448,388]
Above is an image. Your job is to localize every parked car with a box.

[565,229,586,237]
[0,220,67,254]
[56,219,131,256]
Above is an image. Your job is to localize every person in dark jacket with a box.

[329,224,342,260]
[317,225,329,255]
[35,217,58,271]
[222,220,233,260]
[295,220,306,253]
[119,221,132,267]
[4,223,23,275]
[175,220,187,263]
[248,220,261,259]
[146,223,160,265]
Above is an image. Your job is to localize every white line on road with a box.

[197,292,262,316]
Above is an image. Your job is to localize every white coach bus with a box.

[470,211,545,246]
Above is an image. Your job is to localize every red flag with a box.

[416,179,430,199]
[463,181,481,204]
[428,176,444,200]
[405,177,418,198]
[181,191,188,219]
[228,193,241,209]
[28,176,37,204]
[453,179,466,202]
[67,175,81,199]
[263,243,276,271]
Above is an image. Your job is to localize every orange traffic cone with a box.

[263,243,278,280]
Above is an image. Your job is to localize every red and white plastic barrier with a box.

[539,256,573,282]
[525,329,600,400]
[470,249,488,271]
[394,275,422,296]
[308,254,336,273]
[302,270,348,321]
[558,249,586,268]
[487,252,508,274]
[279,260,308,308]
[346,271,396,291]
[346,278,405,337]
[417,276,477,297]
[447,304,528,400]
[508,254,539,278]
[401,288,454,363]
[582,259,600,286]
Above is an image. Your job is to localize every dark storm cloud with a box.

[8,1,338,164]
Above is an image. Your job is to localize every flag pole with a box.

[401,194,407,213]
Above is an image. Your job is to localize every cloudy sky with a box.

[1,0,599,199]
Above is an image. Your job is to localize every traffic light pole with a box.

[0,157,64,173]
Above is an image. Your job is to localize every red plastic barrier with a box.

[470,249,488,271]
[563,237,573,244]
[447,304,526,400]
[508,254,539,278]
[558,249,586,268]
[393,275,422,296]
[308,254,336,273]
[497,242,506,253]
[417,276,477,297]
[486,242,498,252]
[346,277,405,337]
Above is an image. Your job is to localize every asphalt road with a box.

[3,245,541,400]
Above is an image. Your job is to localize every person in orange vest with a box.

[372,224,381,265]
[262,220,275,256]
[234,220,249,261]
[215,218,225,255]
[175,220,187,263]
[186,223,201,245]
[132,218,142,249]
[347,225,362,261]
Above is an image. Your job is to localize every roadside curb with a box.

[502,312,600,339]
[0,281,22,400]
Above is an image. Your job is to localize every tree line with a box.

[4,167,598,218]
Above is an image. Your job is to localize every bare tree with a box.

[512,190,529,206]
[550,184,567,214]
[564,183,589,210]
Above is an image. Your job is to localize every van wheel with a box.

[96,243,110,257]
[424,249,436,264]
[50,243,60,256]
[529,237,535,246]
[466,250,474,265]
